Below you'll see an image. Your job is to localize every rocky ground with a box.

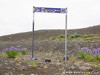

[0,28,100,75]
[0,39,100,75]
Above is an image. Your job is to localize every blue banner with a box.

[33,7,67,13]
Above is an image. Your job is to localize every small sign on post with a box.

[33,7,67,13]
[32,6,68,63]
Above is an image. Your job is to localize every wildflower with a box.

[93,49,98,55]
[80,47,88,50]
[2,46,27,58]
[89,50,93,55]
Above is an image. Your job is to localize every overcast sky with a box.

[0,0,100,36]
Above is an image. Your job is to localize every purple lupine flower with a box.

[80,47,90,53]
[93,49,98,55]
[93,49,95,54]
[96,49,99,54]
[86,49,90,53]
[22,48,27,50]
[97,49,99,54]
[80,47,89,51]
[89,50,93,54]
[78,47,100,59]
[21,48,27,51]
[97,48,100,54]
[2,46,27,53]
[17,48,27,52]
[17,48,21,52]
[4,48,11,52]
[81,47,91,54]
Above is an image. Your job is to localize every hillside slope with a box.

[68,25,100,34]
[0,25,100,41]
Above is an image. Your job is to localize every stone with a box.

[79,66,92,71]
[83,62,92,66]
[30,74,35,75]
[61,70,66,75]
[0,64,2,67]
[13,68,15,71]
[70,65,76,70]
[5,73,9,75]
[45,58,51,62]
[20,66,27,71]
[63,55,69,60]
[74,60,83,67]
[9,72,13,75]
[44,65,48,69]
[4,63,8,65]
[6,67,10,70]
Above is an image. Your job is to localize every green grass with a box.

[84,54,93,62]
[49,34,100,41]
[29,60,36,68]
[2,53,8,57]
[77,51,85,59]
[69,55,77,63]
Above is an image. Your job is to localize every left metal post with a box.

[32,6,35,58]
[65,8,68,64]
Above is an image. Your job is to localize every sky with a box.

[0,0,100,36]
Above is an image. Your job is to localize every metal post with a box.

[32,7,35,58]
[65,8,67,63]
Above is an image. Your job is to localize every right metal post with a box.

[65,9,67,64]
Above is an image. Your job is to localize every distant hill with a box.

[0,25,100,41]
[68,25,100,34]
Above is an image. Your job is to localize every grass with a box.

[66,55,77,64]
[29,60,37,68]
[49,34,100,41]
[2,53,8,57]
[84,54,93,62]
[69,55,77,63]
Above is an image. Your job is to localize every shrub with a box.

[29,60,36,68]
[77,51,85,59]
[3,46,27,58]
[95,54,100,61]
[28,56,36,68]
[70,35,75,39]
[74,34,80,38]
[77,47,100,62]
[20,48,27,55]
[84,54,93,61]
[6,50,19,58]
[60,35,65,38]
[21,50,27,55]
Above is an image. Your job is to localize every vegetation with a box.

[29,60,36,68]
[49,33,100,41]
[2,46,27,58]
[28,56,37,68]
[77,47,100,62]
